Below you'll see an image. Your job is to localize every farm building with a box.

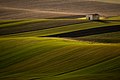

[86,14,100,20]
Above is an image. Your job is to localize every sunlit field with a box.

[0,0,120,80]
[0,16,120,80]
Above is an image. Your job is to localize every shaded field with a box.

[2,20,119,38]
[47,25,120,37]
[76,31,120,43]
[0,19,88,35]
[50,15,85,19]
[0,16,120,80]
[0,37,120,80]
[0,18,119,43]
[0,20,25,25]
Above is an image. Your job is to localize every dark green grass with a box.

[1,20,119,37]
[76,31,120,43]
[0,16,120,80]
[0,37,120,80]
[0,19,86,35]
[0,20,26,25]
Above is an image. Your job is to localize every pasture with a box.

[0,16,120,80]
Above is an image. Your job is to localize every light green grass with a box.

[0,16,120,80]
[0,19,85,28]
[3,21,119,37]
[0,19,49,28]
[107,16,120,20]
[0,37,120,80]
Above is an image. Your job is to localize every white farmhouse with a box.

[86,14,100,20]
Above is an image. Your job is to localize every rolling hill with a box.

[0,19,119,41]
[0,0,120,19]
[0,37,120,80]
[0,4,120,79]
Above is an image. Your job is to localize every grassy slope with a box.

[0,17,120,44]
[0,19,48,28]
[0,19,86,36]
[0,37,120,80]
[0,19,82,28]
[81,31,120,38]
[76,31,120,43]
[0,20,26,25]
[75,17,120,43]
[107,16,120,20]
[2,20,119,37]
[0,16,120,80]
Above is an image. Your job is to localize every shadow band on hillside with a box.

[47,25,120,37]
[95,20,120,23]
[0,21,89,36]
[49,15,85,19]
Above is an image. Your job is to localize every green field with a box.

[76,31,120,43]
[1,20,119,37]
[0,37,120,80]
[0,16,120,80]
